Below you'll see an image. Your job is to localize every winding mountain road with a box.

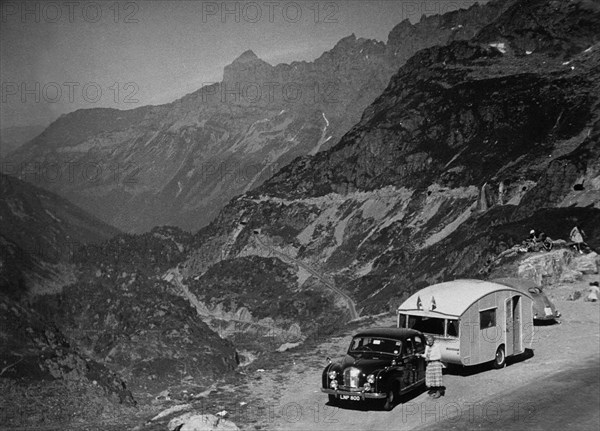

[252,233,359,319]
[163,268,283,335]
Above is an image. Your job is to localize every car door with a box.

[401,338,419,391]
[412,334,426,383]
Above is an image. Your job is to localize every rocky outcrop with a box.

[517,250,598,286]
[572,252,600,275]
[0,293,135,428]
[168,412,239,431]
[517,249,573,285]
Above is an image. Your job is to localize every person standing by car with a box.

[418,335,444,398]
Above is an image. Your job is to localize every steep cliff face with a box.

[6,1,507,233]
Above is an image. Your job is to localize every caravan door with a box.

[504,297,514,357]
[505,296,523,356]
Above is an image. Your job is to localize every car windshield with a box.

[348,337,402,356]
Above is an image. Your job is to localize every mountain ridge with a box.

[6,0,509,233]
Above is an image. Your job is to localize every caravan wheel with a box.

[493,345,506,369]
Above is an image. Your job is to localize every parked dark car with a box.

[321,328,426,410]
[493,278,561,322]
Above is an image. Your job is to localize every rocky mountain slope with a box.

[0,173,120,297]
[5,0,509,233]
[0,175,137,429]
[178,0,600,318]
[0,176,239,427]
[0,125,46,158]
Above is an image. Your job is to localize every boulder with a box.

[572,252,599,274]
[559,268,583,283]
[168,413,239,431]
[517,249,571,285]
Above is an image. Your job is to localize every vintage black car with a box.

[321,328,426,410]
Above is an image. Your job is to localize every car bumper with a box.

[321,388,387,400]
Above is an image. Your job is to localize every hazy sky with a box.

[1,0,486,128]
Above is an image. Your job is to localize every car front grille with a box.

[343,367,360,388]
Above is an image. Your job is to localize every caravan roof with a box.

[397,279,526,318]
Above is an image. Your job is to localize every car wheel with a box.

[383,388,395,411]
[493,345,506,369]
[328,395,337,405]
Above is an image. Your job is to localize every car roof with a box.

[353,327,422,339]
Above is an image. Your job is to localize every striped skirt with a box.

[425,361,443,387]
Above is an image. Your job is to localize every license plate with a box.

[544,307,553,316]
[339,395,360,401]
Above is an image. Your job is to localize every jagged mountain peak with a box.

[232,49,261,63]
[223,49,274,83]
[333,33,357,46]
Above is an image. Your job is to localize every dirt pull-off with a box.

[234,291,599,431]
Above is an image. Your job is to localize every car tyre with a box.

[383,388,395,411]
[493,345,506,369]
[328,395,337,405]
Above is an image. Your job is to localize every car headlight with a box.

[364,382,371,391]
[328,370,337,379]
[367,374,375,384]
[330,380,338,389]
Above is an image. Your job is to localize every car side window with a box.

[403,338,414,356]
[413,335,425,353]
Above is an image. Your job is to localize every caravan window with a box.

[407,316,445,335]
[480,309,496,329]
[447,319,459,337]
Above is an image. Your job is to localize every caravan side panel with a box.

[460,293,504,366]
[479,293,502,363]
[460,305,478,365]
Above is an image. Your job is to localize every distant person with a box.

[524,229,543,252]
[587,282,599,302]
[417,335,444,398]
[570,225,586,253]
[537,231,553,251]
